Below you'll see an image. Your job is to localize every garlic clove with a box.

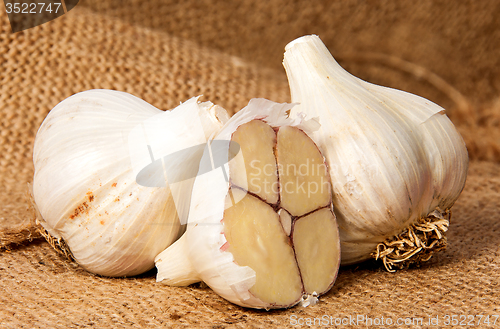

[276,125,331,217]
[283,35,468,270]
[155,99,341,309]
[229,120,278,203]
[292,207,339,294]
[278,208,292,236]
[33,89,227,277]
[222,188,303,306]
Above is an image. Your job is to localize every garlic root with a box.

[374,207,450,272]
[26,183,71,258]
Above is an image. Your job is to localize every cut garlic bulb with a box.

[155,99,340,309]
[283,35,468,270]
[32,89,227,277]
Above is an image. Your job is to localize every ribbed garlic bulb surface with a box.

[156,99,341,309]
[32,90,226,277]
[283,35,468,270]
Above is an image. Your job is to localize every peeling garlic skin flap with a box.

[155,100,341,309]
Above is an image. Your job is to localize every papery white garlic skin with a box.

[33,89,226,277]
[155,99,339,309]
[283,35,468,265]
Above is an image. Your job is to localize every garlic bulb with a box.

[32,89,227,277]
[155,99,341,309]
[283,35,468,270]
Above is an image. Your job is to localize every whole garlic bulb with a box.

[156,99,341,309]
[32,89,227,277]
[283,35,468,270]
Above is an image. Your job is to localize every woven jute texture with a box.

[1,0,499,327]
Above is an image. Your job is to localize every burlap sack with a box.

[1,1,498,327]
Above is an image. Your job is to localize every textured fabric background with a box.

[0,0,499,327]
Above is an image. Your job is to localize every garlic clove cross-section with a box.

[277,125,331,217]
[293,208,339,295]
[222,189,303,306]
[229,120,278,203]
[155,99,341,309]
